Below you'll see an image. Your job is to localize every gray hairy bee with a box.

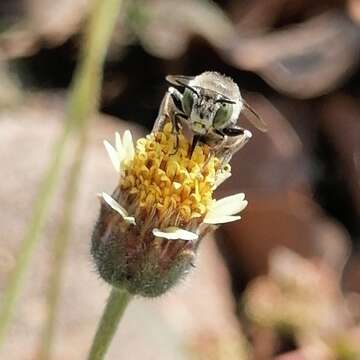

[155,71,267,159]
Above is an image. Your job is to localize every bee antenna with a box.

[215,98,236,104]
[178,81,199,96]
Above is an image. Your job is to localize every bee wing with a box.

[242,101,268,132]
[166,75,195,87]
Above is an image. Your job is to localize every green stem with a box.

[37,132,88,360]
[88,288,132,360]
[0,89,72,347]
[0,0,122,348]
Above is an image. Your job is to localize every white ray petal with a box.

[102,192,136,225]
[214,171,232,189]
[204,193,247,225]
[212,193,247,215]
[123,130,135,161]
[204,215,241,224]
[153,227,198,241]
[115,132,122,153]
[104,140,120,172]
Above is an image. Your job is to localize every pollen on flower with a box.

[120,122,224,226]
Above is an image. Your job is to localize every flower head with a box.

[91,118,250,297]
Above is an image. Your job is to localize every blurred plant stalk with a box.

[87,288,132,360]
[37,134,92,358]
[0,0,122,350]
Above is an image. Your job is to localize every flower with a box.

[91,119,250,297]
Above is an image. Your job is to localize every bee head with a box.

[166,71,267,134]
[182,86,240,135]
[166,72,243,135]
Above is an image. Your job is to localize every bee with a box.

[155,71,267,160]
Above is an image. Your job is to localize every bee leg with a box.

[222,125,245,137]
[189,135,200,158]
[157,90,178,155]
[220,127,252,164]
[165,87,187,155]
[169,87,184,113]
[169,112,185,155]
[153,91,172,132]
[209,129,228,157]
[224,126,252,152]
[214,129,227,145]
[153,87,184,132]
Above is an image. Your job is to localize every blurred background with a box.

[1,0,360,359]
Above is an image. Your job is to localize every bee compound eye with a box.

[182,88,194,116]
[213,102,233,129]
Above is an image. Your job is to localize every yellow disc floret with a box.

[120,122,224,224]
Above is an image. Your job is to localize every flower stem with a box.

[88,288,132,360]
[0,0,122,348]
